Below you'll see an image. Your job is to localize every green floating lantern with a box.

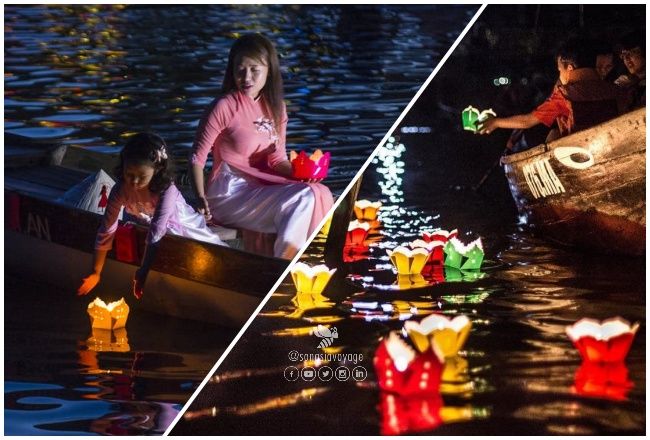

[461,106,496,133]
[443,237,484,270]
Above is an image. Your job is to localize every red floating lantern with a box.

[422,228,458,244]
[566,317,639,364]
[289,149,331,180]
[346,220,370,246]
[373,332,444,397]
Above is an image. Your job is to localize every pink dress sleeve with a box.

[147,185,179,245]
[267,104,289,168]
[191,96,238,167]
[95,182,125,251]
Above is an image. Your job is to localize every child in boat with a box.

[189,33,333,259]
[78,132,227,299]
[614,30,645,110]
[479,38,624,143]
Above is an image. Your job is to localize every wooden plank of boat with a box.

[5,178,290,326]
[501,107,646,256]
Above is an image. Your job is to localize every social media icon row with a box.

[284,366,367,382]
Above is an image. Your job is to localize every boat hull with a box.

[501,108,646,256]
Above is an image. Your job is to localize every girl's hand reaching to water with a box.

[133,268,146,300]
[78,273,100,296]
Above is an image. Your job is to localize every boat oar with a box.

[472,150,507,192]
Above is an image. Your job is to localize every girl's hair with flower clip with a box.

[221,33,284,128]
[115,132,175,193]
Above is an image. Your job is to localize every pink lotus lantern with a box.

[573,361,633,401]
[289,149,330,180]
[565,317,639,364]
[379,392,443,435]
[373,332,444,397]
[346,220,371,246]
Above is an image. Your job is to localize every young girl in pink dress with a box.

[190,33,334,259]
[78,132,226,299]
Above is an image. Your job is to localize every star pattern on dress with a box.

[254,117,279,143]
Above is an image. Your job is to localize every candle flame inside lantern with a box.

[87,297,129,330]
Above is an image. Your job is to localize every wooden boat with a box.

[4,138,358,326]
[501,107,646,256]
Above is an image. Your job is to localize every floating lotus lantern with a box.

[410,239,445,265]
[573,361,633,401]
[346,220,371,246]
[290,262,336,294]
[379,392,444,435]
[289,149,330,180]
[387,246,430,275]
[354,199,382,221]
[440,355,473,397]
[87,298,129,330]
[461,106,496,133]
[422,228,458,243]
[444,237,484,270]
[373,331,444,396]
[565,317,639,364]
[422,263,446,283]
[404,313,472,358]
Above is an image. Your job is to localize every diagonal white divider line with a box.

[164,4,487,435]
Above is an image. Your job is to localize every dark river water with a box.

[173,132,645,435]
[4,4,478,435]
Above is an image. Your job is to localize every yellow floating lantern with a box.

[290,262,337,294]
[404,313,472,358]
[387,246,430,275]
[354,199,382,221]
[87,297,129,330]
[319,214,333,236]
[395,274,429,290]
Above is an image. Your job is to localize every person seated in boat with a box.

[189,33,333,259]
[78,132,227,299]
[595,40,624,83]
[479,38,624,143]
[614,30,645,110]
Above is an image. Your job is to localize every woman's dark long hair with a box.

[221,33,284,128]
[114,132,175,194]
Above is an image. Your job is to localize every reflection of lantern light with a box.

[565,317,639,363]
[573,361,633,401]
[354,199,382,221]
[342,244,370,262]
[440,355,473,396]
[387,246,430,275]
[379,392,444,435]
[374,332,444,396]
[87,297,129,330]
[289,149,331,180]
[290,262,336,294]
[444,237,484,270]
[346,220,370,246]
[395,274,428,290]
[86,327,130,352]
[320,215,332,236]
[404,314,472,358]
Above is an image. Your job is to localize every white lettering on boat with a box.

[553,146,595,170]
[522,158,566,199]
[27,212,51,241]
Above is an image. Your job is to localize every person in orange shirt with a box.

[479,38,624,143]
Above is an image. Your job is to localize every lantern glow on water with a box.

[444,237,484,271]
[354,199,382,221]
[565,317,639,364]
[461,106,496,133]
[289,149,331,180]
[87,297,129,330]
[387,246,430,275]
[290,262,336,294]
